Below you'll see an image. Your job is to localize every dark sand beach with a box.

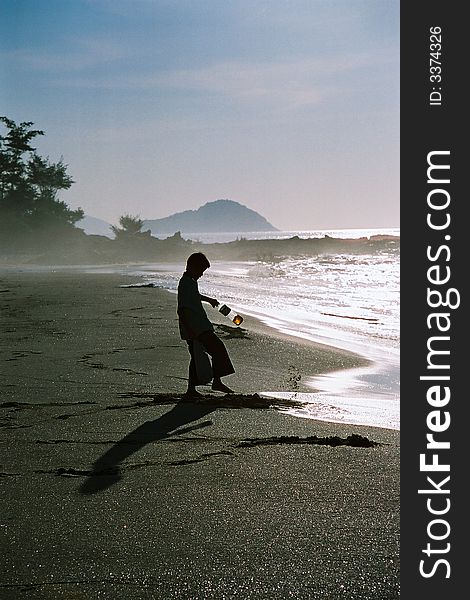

[0,268,399,599]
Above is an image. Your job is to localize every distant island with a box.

[143,199,278,235]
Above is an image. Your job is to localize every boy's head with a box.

[186,252,210,279]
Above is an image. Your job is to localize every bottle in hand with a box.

[219,304,244,326]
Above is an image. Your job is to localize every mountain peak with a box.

[143,199,277,234]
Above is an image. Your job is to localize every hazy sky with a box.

[1,0,399,230]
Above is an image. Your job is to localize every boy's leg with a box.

[185,340,201,396]
[197,331,235,392]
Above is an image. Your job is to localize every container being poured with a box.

[218,304,244,326]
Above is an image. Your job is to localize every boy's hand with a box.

[200,294,219,308]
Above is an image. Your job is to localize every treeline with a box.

[0,117,83,249]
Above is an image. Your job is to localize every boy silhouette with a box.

[177,252,235,397]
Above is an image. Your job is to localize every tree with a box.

[111,214,145,239]
[0,116,83,241]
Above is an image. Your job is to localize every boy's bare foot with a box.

[212,381,235,394]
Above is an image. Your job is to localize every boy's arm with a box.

[200,294,219,308]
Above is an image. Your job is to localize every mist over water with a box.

[150,227,400,244]
[124,229,400,430]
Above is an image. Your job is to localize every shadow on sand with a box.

[78,400,216,495]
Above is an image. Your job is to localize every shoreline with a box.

[118,264,400,431]
[0,264,398,430]
[229,305,400,430]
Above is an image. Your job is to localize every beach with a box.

[0,268,399,599]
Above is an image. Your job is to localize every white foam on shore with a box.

[237,305,400,430]
[261,364,399,431]
[234,305,399,361]
[262,391,399,430]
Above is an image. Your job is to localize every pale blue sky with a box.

[1,0,399,230]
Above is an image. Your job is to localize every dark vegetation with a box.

[0,117,81,248]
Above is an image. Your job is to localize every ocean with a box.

[118,228,400,431]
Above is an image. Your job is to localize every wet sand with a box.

[0,268,399,599]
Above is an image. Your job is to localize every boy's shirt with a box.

[177,272,213,340]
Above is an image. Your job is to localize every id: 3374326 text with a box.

[429,26,443,107]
